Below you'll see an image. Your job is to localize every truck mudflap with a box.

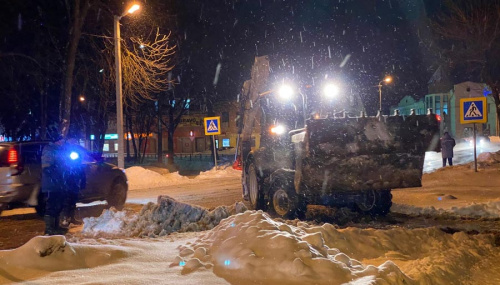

[295,114,440,195]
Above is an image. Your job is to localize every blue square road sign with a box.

[204,116,221,135]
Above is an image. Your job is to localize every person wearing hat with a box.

[41,134,67,235]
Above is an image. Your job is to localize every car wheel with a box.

[107,178,127,210]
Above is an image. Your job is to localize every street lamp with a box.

[378,75,392,112]
[114,3,140,169]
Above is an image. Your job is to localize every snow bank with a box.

[125,166,240,190]
[172,211,500,285]
[82,196,247,237]
[196,166,241,179]
[125,166,189,190]
[392,200,500,219]
[477,150,500,165]
[0,235,130,279]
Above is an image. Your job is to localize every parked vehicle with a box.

[0,141,128,216]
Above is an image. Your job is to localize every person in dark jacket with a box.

[440,132,456,167]
[60,139,86,228]
[41,135,66,235]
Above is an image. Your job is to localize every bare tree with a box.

[118,29,176,107]
[432,0,500,134]
[60,0,92,137]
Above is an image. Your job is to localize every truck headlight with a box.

[270,125,286,135]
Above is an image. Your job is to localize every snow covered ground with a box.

[2,147,500,284]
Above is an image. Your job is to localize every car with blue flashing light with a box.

[0,141,128,216]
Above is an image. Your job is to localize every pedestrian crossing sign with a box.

[204,116,221,135]
[460,97,487,124]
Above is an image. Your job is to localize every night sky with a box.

[167,0,442,114]
[0,0,445,124]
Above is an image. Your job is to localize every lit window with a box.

[103,144,109,152]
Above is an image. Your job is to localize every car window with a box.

[20,143,46,164]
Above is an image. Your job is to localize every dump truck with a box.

[237,56,440,218]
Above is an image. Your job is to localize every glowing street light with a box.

[79,96,85,102]
[114,3,141,169]
[378,75,393,112]
[127,4,140,14]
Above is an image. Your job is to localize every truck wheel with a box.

[246,163,266,210]
[356,189,392,216]
[107,178,127,210]
[270,180,306,219]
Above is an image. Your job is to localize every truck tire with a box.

[246,163,266,210]
[107,178,127,210]
[355,189,392,216]
[270,179,306,219]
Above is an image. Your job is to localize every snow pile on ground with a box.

[125,166,189,190]
[0,235,130,281]
[477,150,500,165]
[196,166,241,179]
[172,210,500,285]
[392,200,500,219]
[82,196,247,238]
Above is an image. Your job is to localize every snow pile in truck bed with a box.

[125,166,189,190]
[392,200,500,218]
[82,196,247,237]
[172,210,500,285]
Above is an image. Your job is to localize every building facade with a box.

[90,100,261,155]
[390,82,498,139]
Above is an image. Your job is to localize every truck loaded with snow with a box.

[236,56,440,218]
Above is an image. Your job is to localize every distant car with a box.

[464,135,490,148]
[0,141,128,216]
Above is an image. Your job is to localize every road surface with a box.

[1,143,499,250]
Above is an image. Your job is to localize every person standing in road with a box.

[41,135,67,235]
[60,138,86,228]
[440,132,456,167]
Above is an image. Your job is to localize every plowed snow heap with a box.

[82,196,247,237]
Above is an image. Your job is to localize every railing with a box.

[102,152,234,162]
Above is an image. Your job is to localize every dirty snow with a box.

[172,210,500,284]
[82,196,247,238]
[3,150,500,284]
[392,200,500,219]
[4,211,500,284]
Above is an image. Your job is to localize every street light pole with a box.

[378,76,392,113]
[114,15,125,169]
[378,81,383,112]
[113,4,140,169]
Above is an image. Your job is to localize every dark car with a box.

[0,141,128,216]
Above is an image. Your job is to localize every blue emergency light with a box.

[70,151,79,160]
